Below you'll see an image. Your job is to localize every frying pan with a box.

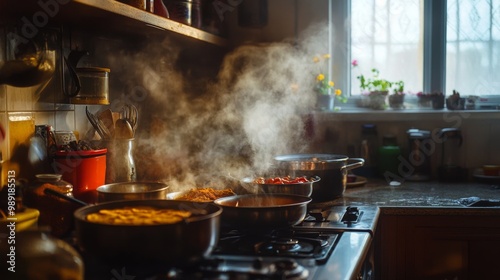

[44,189,221,266]
[213,194,311,229]
[73,200,222,266]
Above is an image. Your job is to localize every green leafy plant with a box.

[313,54,347,103]
[356,67,404,94]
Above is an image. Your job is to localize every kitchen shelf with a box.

[0,0,228,47]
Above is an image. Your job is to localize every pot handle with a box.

[342,158,365,171]
[62,49,88,97]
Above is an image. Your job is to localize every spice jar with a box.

[23,174,79,238]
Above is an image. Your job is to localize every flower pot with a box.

[316,94,334,111]
[389,93,405,109]
[431,95,445,109]
[418,95,432,108]
[368,91,388,110]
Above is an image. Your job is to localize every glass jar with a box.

[23,174,79,238]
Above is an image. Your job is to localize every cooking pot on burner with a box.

[274,154,364,202]
[213,194,311,229]
[73,199,221,267]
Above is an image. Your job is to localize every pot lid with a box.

[275,154,349,162]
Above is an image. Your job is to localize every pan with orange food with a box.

[73,199,222,267]
[213,194,312,229]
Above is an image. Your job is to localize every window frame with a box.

[329,0,447,104]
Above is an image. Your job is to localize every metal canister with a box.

[164,0,202,27]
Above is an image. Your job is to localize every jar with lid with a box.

[23,174,79,238]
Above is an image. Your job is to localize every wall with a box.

[308,111,500,181]
[3,0,497,185]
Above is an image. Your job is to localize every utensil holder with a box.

[104,139,136,183]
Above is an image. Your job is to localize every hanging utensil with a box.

[85,107,111,140]
[120,104,138,135]
[98,109,115,138]
[0,28,56,87]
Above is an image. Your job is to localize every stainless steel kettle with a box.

[0,27,56,87]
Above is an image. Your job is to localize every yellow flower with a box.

[328,81,334,87]
[316,74,325,82]
[313,56,320,63]
[323,54,331,59]
[335,89,342,96]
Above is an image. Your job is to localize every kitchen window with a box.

[330,0,500,110]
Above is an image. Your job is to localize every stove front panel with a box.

[297,206,379,234]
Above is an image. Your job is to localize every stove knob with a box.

[342,206,360,223]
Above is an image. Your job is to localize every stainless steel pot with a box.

[240,176,320,197]
[213,194,311,229]
[96,182,169,202]
[73,199,221,266]
[274,154,364,202]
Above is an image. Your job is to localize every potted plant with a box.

[388,80,405,109]
[356,66,404,110]
[313,54,347,111]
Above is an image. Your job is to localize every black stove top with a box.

[214,229,338,263]
[82,205,379,280]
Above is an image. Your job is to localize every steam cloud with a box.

[106,23,330,191]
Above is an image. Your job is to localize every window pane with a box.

[351,0,423,95]
[446,0,500,96]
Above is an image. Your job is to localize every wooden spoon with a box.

[98,109,115,137]
[114,119,134,139]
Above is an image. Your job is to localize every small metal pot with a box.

[213,194,311,229]
[96,182,169,203]
[274,154,364,202]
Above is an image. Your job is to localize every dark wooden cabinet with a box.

[375,208,500,280]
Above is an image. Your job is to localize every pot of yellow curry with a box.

[73,199,222,266]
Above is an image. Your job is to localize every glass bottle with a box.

[378,135,402,178]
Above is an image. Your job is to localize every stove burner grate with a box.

[214,229,339,263]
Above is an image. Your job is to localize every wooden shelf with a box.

[0,0,228,47]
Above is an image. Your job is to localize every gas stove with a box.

[83,205,379,280]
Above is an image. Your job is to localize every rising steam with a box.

[106,23,330,191]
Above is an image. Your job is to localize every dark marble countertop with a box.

[311,178,500,215]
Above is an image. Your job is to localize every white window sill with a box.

[312,96,500,122]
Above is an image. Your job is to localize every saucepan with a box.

[213,194,311,229]
[274,154,365,202]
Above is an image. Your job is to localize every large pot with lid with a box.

[274,154,364,202]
